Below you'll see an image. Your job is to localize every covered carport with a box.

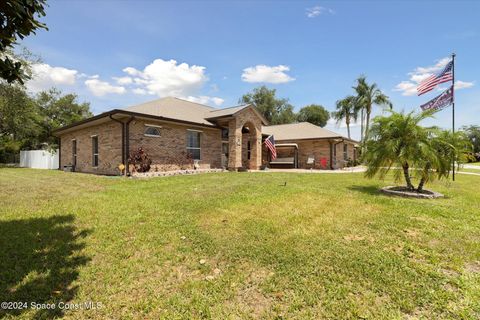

[268,143,299,168]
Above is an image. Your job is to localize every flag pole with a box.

[452,52,456,181]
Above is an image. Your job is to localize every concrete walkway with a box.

[261,166,367,174]
[457,171,480,176]
[462,164,480,170]
[258,166,480,176]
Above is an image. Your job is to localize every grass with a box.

[0,169,479,319]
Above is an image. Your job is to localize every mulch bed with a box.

[380,186,444,199]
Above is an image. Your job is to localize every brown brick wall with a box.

[59,121,123,175]
[128,119,222,171]
[228,107,263,170]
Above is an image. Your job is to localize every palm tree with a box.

[333,96,357,139]
[363,110,469,192]
[354,76,392,141]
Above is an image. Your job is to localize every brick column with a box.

[228,119,242,170]
[249,127,262,170]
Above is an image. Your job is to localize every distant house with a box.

[53,97,357,175]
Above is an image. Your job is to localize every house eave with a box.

[53,109,221,136]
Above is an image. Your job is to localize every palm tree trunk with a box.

[346,115,351,139]
[402,162,414,190]
[365,109,371,139]
[360,109,364,142]
[417,177,426,193]
[417,163,431,192]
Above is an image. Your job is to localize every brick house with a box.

[54,97,357,175]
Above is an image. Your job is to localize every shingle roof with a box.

[124,97,217,126]
[205,104,250,119]
[262,122,355,141]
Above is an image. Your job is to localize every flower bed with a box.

[131,168,225,178]
[380,186,444,199]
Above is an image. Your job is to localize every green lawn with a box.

[1,169,479,319]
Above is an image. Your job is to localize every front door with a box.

[221,142,229,168]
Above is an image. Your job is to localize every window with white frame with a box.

[72,139,77,167]
[92,136,99,167]
[186,130,201,160]
[144,124,161,137]
[343,143,348,161]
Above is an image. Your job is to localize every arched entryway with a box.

[241,122,258,169]
[224,105,265,171]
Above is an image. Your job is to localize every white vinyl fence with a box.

[20,149,59,169]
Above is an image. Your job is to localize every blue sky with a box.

[20,0,480,140]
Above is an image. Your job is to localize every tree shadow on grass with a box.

[347,185,381,196]
[0,215,90,319]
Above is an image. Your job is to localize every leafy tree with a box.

[363,110,471,192]
[275,104,296,124]
[35,89,93,146]
[297,104,330,127]
[332,96,357,138]
[354,76,391,141]
[0,82,41,146]
[240,86,296,125]
[461,125,480,159]
[0,82,92,162]
[0,0,48,83]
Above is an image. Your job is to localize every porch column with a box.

[249,128,262,170]
[228,118,242,170]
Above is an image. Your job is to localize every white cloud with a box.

[455,80,474,90]
[26,59,226,107]
[183,95,224,106]
[122,67,141,77]
[27,63,78,92]
[412,57,450,75]
[394,81,417,96]
[327,118,360,129]
[241,65,295,84]
[122,59,208,97]
[394,57,473,96]
[132,88,148,95]
[85,79,126,96]
[113,76,133,85]
[306,6,334,18]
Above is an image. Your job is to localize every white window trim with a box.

[91,136,99,168]
[72,139,77,166]
[145,124,162,128]
[144,125,162,137]
[186,130,201,160]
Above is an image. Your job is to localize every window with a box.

[186,130,201,160]
[92,136,99,167]
[247,140,251,160]
[221,128,229,141]
[72,139,77,167]
[343,143,348,161]
[144,125,161,137]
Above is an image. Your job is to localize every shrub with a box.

[128,147,152,173]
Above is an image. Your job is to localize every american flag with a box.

[417,60,453,96]
[264,135,277,160]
